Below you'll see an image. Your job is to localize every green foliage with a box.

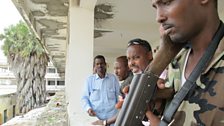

[0,21,46,58]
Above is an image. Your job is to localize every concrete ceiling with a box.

[12,0,224,76]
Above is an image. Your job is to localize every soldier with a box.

[149,0,224,125]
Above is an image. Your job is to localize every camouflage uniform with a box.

[167,37,224,126]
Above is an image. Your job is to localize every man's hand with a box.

[88,108,96,116]
[122,85,129,94]
[115,85,130,109]
[91,120,104,125]
[146,110,160,126]
[115,95,124,109]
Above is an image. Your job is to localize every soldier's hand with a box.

[157,78,166,89]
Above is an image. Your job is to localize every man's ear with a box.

[147,51,153,60]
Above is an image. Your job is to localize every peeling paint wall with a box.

[94,3,114,38]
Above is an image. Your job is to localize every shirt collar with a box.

[95,73,108,79]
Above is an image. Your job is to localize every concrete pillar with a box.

[65,0,97,125]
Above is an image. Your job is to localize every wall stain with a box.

[95,4,114,20]
[38,19,66,37]
[94,3,114,38]
[94,29,112,38]
[31,0,68,16]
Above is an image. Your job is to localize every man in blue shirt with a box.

[91,55,134,125]
[81,55,120,125]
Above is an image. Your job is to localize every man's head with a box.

[114,56,130,81]
[126,38,153,74]
[93,55,107,76]
[151,0,219,43]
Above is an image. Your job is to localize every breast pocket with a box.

[90,88,100,101]
[108,89,116,100]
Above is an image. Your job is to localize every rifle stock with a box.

[115,39,185,126]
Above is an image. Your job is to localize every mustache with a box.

[130,64,139,69]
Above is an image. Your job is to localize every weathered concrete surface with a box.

[36,91,68,126]
[2,90,67,126]
[3,107,45,126]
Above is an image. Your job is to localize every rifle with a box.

[115,37,185,126]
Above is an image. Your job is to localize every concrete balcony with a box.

[2,91,68,126]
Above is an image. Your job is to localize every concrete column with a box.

[65,0,97,125]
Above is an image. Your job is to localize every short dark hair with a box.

[128,38,152,52]
[116,56,128,67]
[94,55,106,64]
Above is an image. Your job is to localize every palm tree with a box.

[0,21,49,114]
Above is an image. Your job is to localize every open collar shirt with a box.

[81,73,120,120]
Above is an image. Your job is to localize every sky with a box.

[0,0,22,62]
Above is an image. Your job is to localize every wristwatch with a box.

[103,120,107,126]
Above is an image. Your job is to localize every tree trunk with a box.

[9,52,48,114]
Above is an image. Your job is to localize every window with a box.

[48,81,55,85]
[4,109,7,123]
[47,68,56,73]
[57,81,65,85]
[13,105,16,117]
